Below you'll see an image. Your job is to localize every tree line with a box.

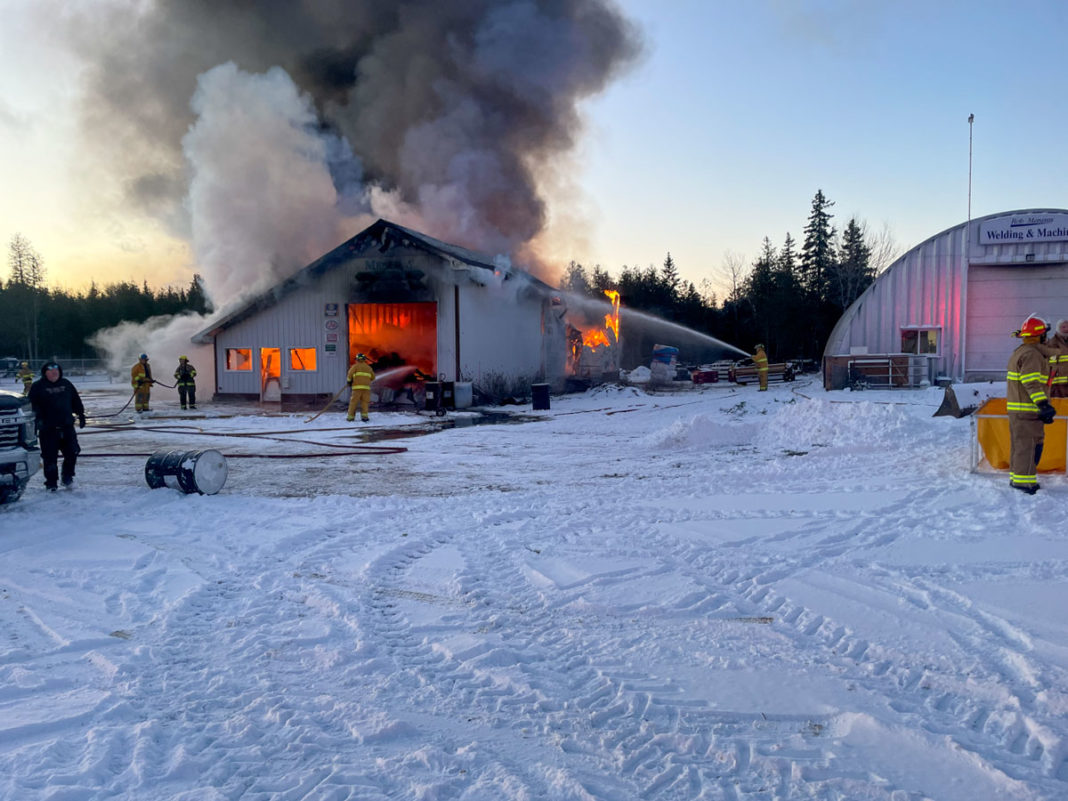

[560,189,897,363]
[5,189,889,368]
[1,234,210,363]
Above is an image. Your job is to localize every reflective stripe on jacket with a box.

[174,364,197,385]
[1047,334,1068,386]
[753,349,769,373]
[131,362,151,388]
[1006,343,1049,414]
[347,362,375,390]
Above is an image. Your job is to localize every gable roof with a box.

[192,219,546,344]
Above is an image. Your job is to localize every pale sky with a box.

[2,0,1066,296]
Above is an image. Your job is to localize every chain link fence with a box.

[2,357,118,382]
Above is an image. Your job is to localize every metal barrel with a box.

[145,449,228,495]
[531,383,551,411]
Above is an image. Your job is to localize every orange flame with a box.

[604,289,620,340]
[582,289,620,348]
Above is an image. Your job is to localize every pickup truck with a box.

[0,389,40,503]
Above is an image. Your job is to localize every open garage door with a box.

[966,264,1068,375]
[347,302,437,377]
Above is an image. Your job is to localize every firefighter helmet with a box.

[755,344,765,351]
[1015,316,1049,338]
[20,361,28,368]
[179,355,188,361]
[356,353,366,361]
[139,353,149,360]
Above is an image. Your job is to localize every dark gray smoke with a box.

[62,0,641,259]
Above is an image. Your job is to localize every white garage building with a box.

[191,219,572,404]
[823,208,1068,389]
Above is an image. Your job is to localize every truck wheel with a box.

[0,483,26,505]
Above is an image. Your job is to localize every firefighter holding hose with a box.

[131,353,153,413]
[346,353,375,422]
[753,344,769,391]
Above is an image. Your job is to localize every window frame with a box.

[899,326,941,356]
[225,347,254,372]
[288,347,318,372]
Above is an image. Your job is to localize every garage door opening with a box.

[347,302,437,377]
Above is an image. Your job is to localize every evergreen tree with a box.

[186,273,212,314]
[778,232,797,277]
[661,252,679,299]
[560,261,591,296]
[744,238,778,351]
[832,217,874,309]
[591,265,614,295]
[800,190,836,303]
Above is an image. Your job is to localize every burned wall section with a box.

[348,254,438,378]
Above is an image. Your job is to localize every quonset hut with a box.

[192,219,571,403]
[823,209,1068,389]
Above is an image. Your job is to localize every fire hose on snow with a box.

[304,383,350,424]
[87,379,179,420]
[76,423,408,495]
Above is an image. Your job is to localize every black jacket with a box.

[28,365,85,429]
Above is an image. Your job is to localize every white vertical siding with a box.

[454,279,545,385]
[211,246,562,396]
[215,269,353,395]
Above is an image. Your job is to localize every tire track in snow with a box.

[635,488,1068,797]
[5,518,415,801]
[353,503,922,801]
[346,520,621,799]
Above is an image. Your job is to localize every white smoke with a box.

[64,0,641,265]
[88,313,216,398]
[91,62,375,377]
[184,62,368,307]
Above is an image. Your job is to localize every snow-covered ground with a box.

[2,377,1066,801]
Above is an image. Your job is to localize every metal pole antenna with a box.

[959,113,975,383]
[967,113,974,223]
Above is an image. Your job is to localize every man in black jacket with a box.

[28,362,86,491]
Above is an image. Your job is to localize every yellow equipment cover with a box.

[976,397,1068,472]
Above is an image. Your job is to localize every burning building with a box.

[566,289,621,385]
[192,219,622,403]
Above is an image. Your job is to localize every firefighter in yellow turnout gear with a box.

[174,356,197,410]
[1006,316,1056,495]
[1046,319,1068,398]
[346,353,375,422]
[17,361,34,395]
[131,353,153,413]
[753,344,769,391]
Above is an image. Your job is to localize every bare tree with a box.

[8,234,32,285]
[863,220,901,275]
[7,234,45,362]
[713,250,750,304]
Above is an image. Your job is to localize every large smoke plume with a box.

[62,0,640,379]
[64,0,640,273]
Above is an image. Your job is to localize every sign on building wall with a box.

[979,213,1068,244]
